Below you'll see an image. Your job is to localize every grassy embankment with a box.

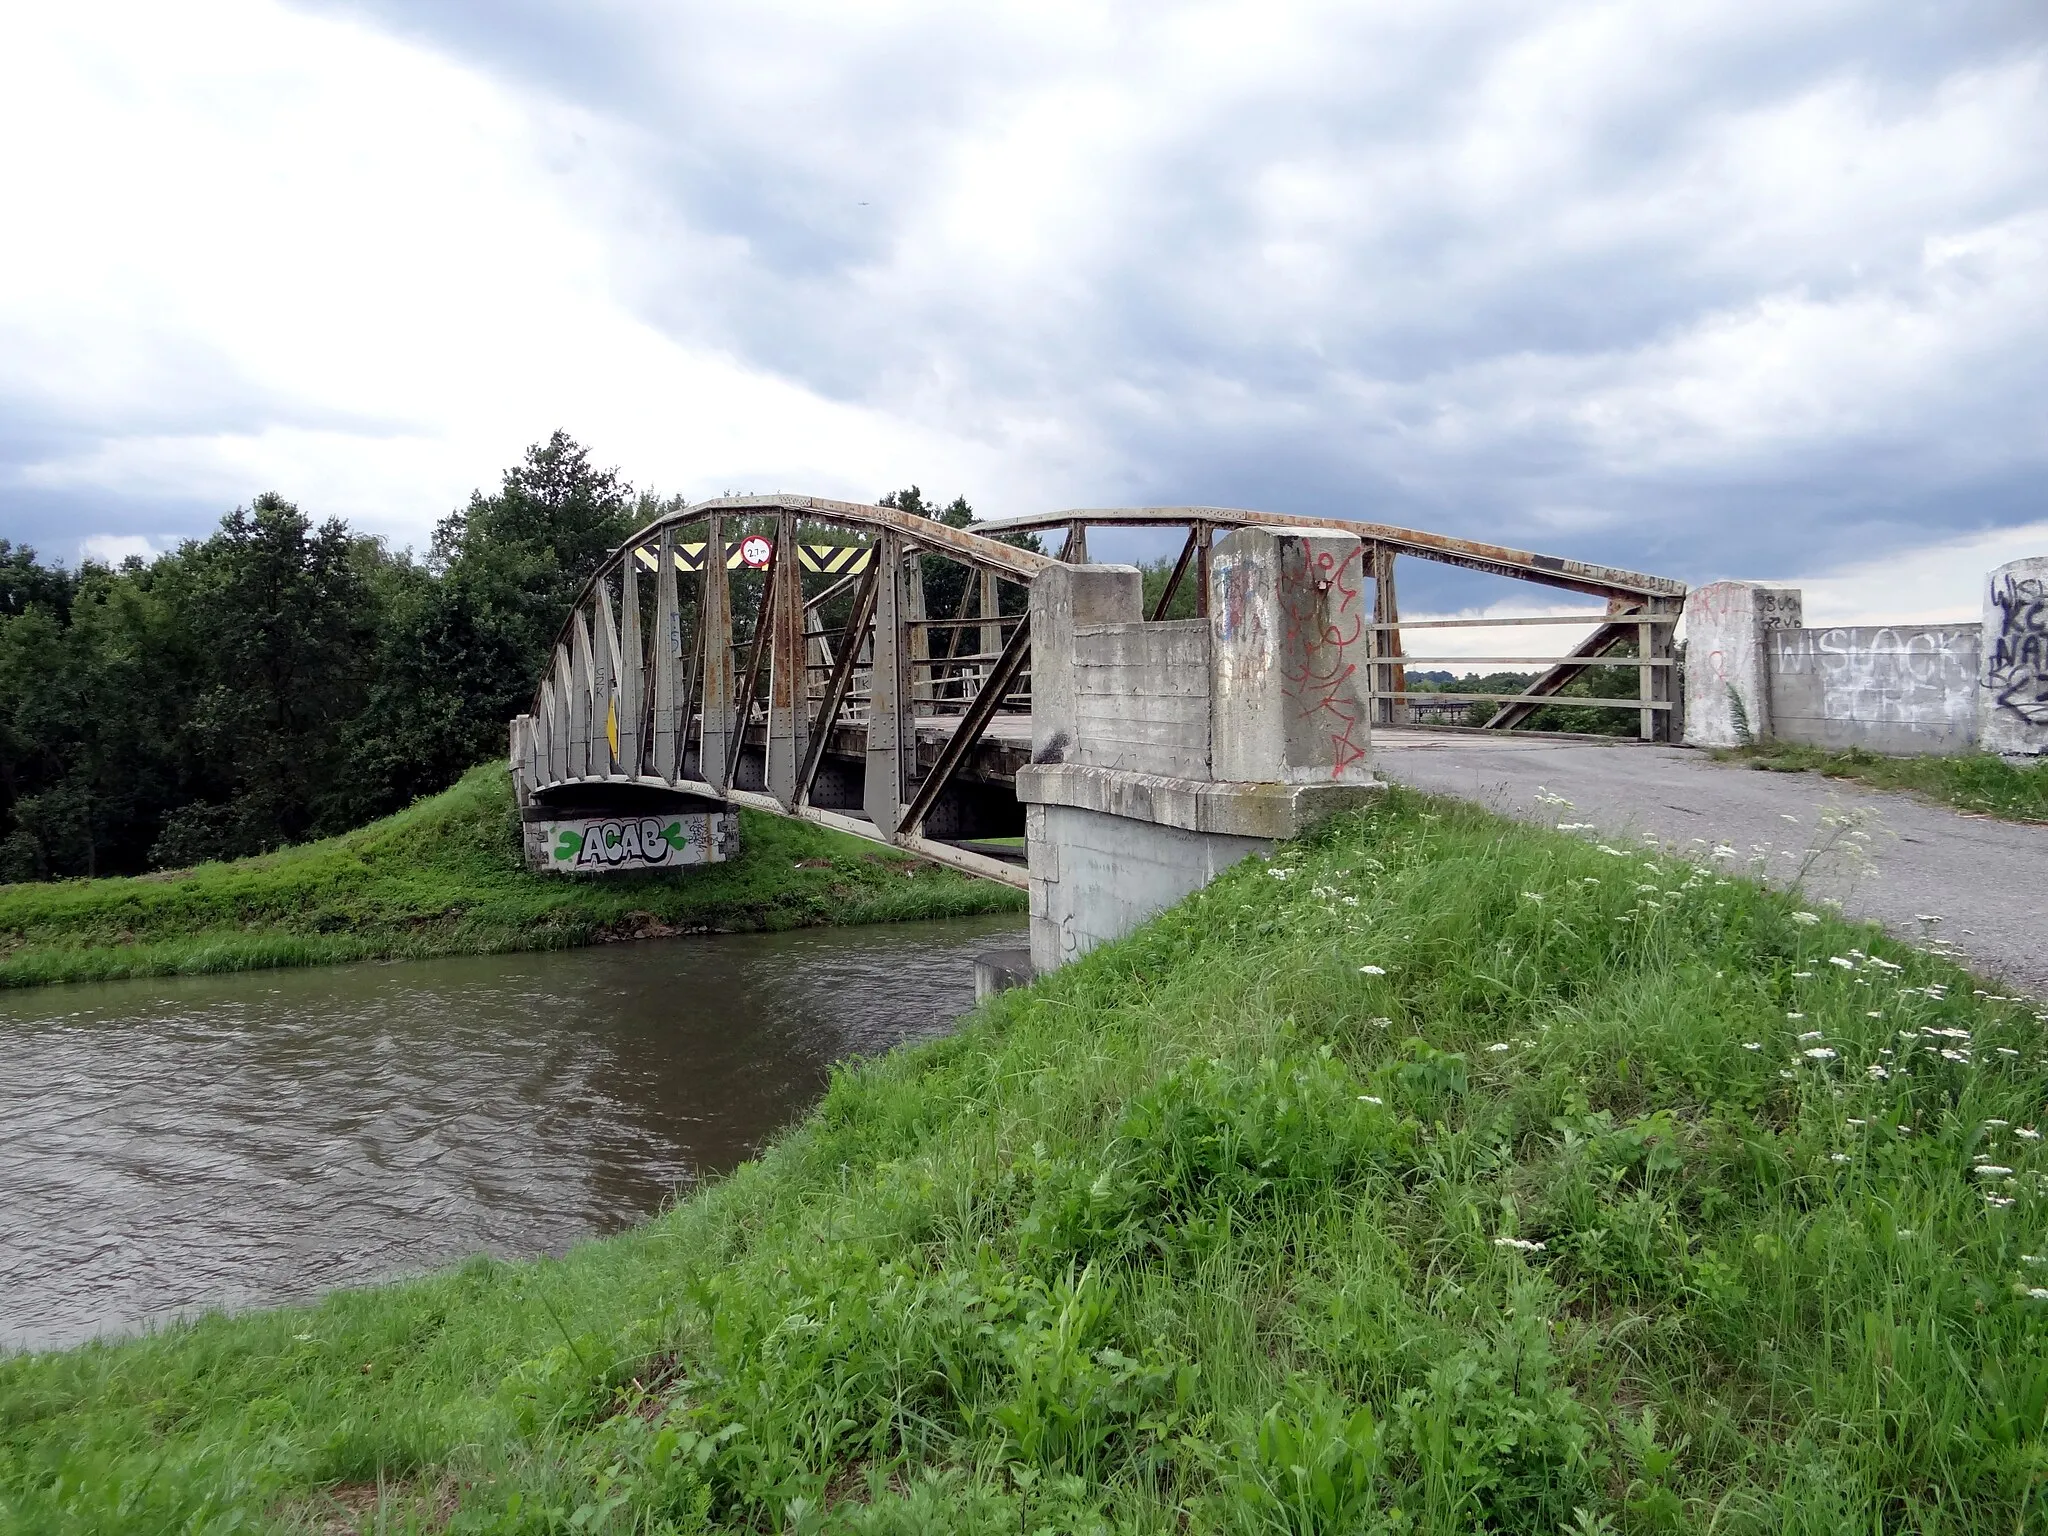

[1713,741,2048,824]
[0,764,1020,990]
[8,789,2048,1532]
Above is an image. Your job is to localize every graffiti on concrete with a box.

[1808,627,1975,728]
[537,815,726,873]
[1278,542,1369,776]
[1988,571,2048,726]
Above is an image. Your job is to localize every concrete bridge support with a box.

[1016,525,1382,973]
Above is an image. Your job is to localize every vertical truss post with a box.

[907,548,931,709]
[1061,520,1089,563]
[570,611,597,778]
[618,550,644,778]
[765,512,811,808]
[650,527,680,780]
[1372,545,1408,727]
[1649,597,1679,741]
[538,678,558,783]
[699,514,736,792]
[595,581,623,775]
[550,645,572,782]
[864,532,911,838]
[978,569,1000,687]
[1195,521,1212,618]
[1638,614,1653,741]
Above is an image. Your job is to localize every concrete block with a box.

[974,948,1034,1000]
[525,807,739,874]
[1769,626,1979,756]
[1209,526,1374,784]
[1029,564,1143,765]
[1683,581,1803,747]
[1982,557,2048,756]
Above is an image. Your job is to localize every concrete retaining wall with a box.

[1767,625,1980,756]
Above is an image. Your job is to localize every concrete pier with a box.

[1016,525,1382,973]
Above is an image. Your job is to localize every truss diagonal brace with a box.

[726,542,780,788]
[793,558,878,808]
[899,613,1031,839]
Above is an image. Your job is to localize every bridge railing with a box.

[970,507,1686,740]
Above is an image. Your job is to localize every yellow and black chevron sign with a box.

[631,542,873,574]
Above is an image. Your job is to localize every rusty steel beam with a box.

[971,506,1682,602]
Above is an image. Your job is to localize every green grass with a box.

[7,788,2048,1533]
[1712,741,2048,823]
[0,764,1021,989]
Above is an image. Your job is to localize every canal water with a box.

[0,914,1024,1353]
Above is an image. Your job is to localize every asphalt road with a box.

[1372,729,2048,998]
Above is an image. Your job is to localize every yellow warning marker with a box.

[605,696,619,763]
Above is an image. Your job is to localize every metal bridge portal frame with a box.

[510,495,1686,887]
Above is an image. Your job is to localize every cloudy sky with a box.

[2,0,2044,621]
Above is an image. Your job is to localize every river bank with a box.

[6,787,2046,1531]
[0,764,1021,990]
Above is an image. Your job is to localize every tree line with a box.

[0,433,994,881]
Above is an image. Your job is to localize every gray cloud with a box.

[8,0,2045,599]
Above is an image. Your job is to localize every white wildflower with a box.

[1790,911,1821,926]
[1743,1043,1763,1051]
[1975,1166,2014,1177]
[1359,965,1386,975]
[1804,1047,1838,1061]
[1829,957,1855,970]
[1493,1236,1546,1252]
[1358,1095,1384,1106]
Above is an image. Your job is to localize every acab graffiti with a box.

[1988,570,2048,726]
[548,817,699,870]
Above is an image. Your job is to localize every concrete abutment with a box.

[1018,525,1383,974]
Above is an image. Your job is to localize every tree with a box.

[144,494,379,864]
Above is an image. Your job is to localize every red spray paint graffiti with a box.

[1276,543,1369,776]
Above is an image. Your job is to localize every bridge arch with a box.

[511,495,1683,884]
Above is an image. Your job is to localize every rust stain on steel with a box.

[971,506,1684,601]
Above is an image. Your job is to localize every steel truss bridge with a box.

[511,496,1685,886]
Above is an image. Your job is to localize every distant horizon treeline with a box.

[0,431,655,879]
